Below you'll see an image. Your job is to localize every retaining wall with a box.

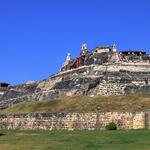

[0,112,150,130]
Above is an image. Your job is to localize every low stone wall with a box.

[94,63,150,72]
[0,112,150,130]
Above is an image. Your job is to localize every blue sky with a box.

[0,0,150,85]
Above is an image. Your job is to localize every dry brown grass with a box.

[0,94,150,114]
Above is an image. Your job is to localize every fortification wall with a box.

[0,112,150,130]
[93,64,150,72]
[1,63,150,109]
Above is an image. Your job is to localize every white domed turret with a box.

[66,53,71,61]
[112,44,117,52]
[82,43,88,50]
[62,52,72,68]
[80,43,88,56]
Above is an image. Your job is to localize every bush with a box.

[0,133,5,136]
[106,122,117,130]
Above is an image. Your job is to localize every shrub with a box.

[106,122,117,130]
[0,133,5,136]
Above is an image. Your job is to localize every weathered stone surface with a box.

[0,63,150,109]
[0,112,149,130]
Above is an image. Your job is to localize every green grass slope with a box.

[0,130,150,150]
[0,94,150,114]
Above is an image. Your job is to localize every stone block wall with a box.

[0,112,149,130]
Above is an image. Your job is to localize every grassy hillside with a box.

[0,94,150,114]
[0,130,150,150]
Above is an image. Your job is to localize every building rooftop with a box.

[0,83,10,88]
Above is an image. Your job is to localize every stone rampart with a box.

[0,112,150,130]
[93,63,150,72]
[1,63,150,109]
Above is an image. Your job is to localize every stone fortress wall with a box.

[1,63,150,109]
[93,63,150,72]
[0,111,150,130]
[0,44,150,109]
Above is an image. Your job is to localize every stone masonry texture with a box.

[0,112,150,130]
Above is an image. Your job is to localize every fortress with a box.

[0,43,150,131]
[0,44,150,109]
[61,44,150,72]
